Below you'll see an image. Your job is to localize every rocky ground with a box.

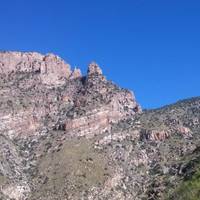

[0,51,199,200]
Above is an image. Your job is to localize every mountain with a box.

[0,51,199,200]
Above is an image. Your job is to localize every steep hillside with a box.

[0,51,199,200]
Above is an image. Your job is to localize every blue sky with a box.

[0,0,200,108]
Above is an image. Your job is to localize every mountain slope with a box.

[0,51,199,200]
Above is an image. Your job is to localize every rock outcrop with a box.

[0,51,72,85]
[0,51,200,200]
[70,67,82,79]
[87,62,103,75]
[0,52,140,140]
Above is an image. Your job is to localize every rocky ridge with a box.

[0,51,199,200]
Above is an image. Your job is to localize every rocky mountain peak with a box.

[0,51,140,139]
[87,62,103,76]
[70,67,82,79]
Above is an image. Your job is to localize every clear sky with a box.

[0,0,199,108]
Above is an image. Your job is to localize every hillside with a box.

[0,51,199,200]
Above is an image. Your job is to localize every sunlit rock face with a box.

[0,51,71,85]
[0,51,142,200]
[0,51,200,200]
[70,67,82,79]
[0,52,141,139]
[64,62,141,137]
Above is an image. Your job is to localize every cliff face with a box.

[0,52,140,140]
[0,51,199,200]
[0,52,71,85]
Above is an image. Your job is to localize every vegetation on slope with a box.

[168,168,200,200]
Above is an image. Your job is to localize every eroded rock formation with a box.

[0,51,71,85]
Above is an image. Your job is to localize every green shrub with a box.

[168,169,200,200]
